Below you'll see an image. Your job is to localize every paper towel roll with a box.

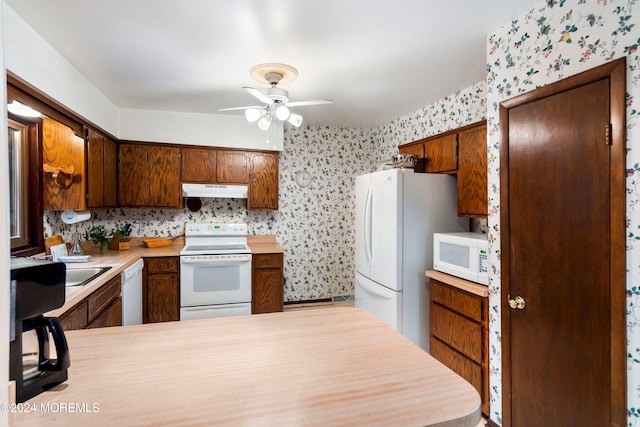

[61,210,91,224]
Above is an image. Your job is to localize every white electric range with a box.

[179,223,252,320]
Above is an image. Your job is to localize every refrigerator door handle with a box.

[356,274,396,299]
[364,185,373,265]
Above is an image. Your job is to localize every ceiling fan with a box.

[218,63,332,130]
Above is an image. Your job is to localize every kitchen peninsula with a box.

[15,308,480,426]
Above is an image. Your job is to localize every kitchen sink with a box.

[65,266,112,287]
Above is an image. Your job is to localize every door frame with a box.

[499,57,626,427]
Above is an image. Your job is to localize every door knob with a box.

[508,295,526,310]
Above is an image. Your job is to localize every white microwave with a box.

[433,232,489,285]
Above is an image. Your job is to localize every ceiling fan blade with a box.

[217,105,264,111]
[286,99,333,108]
[243,87,273,104]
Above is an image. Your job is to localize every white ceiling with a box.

[6,0,538,129]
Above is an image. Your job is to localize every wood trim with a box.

[486,418,500,427]
[499,57,626,427]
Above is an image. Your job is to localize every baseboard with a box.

[486,418,500,427]
[284,298,332,306]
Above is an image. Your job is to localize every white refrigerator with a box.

[354,168,465,351]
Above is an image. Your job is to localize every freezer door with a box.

[369,169,402,290]
[354,272,402,332]
[355,173,372,277]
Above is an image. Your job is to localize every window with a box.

[8,119,29,250]
[8,116,43,256]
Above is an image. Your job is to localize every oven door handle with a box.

[180,257,251,264]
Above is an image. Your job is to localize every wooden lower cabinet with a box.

[60,276,122,331]
[252,253,284,314]
[429,279,489,416]
[144,257,180,323]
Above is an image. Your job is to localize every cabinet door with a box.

[149,146,181,207]
[103,137,118,207]
[181,148,217,182]
[87,297,122,328]
[59,302,88,331]
[217,150,249,184]
[86,129,105,208]
[87,130,117,208]
[252,253,284,314]
[457,125,487,217]
[248,152,279,210]
[118,143,150,206]
[146,273,179,323]
[425,134,457,173]
[398,142,425,172]
[42,118,87,210]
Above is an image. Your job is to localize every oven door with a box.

[180,254,252,307]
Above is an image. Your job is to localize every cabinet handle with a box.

[508,295,526,310]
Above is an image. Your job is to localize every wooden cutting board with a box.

[45,235,65,254]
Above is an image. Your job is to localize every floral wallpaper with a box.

[486,0,640,425]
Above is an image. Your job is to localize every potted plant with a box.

[84,225,113,255]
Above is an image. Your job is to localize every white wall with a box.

[118,108,283,150]
[4,4,281,151]
[1,1,12,423]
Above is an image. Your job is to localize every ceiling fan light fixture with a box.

[257,114,272,130]
[288,113,303,127]
[245,108,265,123]
[275,105,290,121]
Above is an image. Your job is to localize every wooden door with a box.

[248,152,279,210]
[181,147,217,182]
[500,59,626,426]
[86,129,105,208]
[217,150,249,184]
[457,125,487,217]
[149,146,181,207]
[103,137,117,206]
[425,134,457,173]
[118,143,149,206]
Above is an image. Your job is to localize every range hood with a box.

[182,183,248,199]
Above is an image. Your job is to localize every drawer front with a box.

[60,301,88,331]
[88,276,122,321]
[430,280,482,322]
[430,303,483,363]
[430,337,482,395]
[146,257,179,274]
[253,253,283,269]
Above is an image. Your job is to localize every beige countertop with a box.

[48,235,282,317]
[247,234,284,254]
[425,270,489,297]
[15,307,480,427]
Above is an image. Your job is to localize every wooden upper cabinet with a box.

[457,125,487,217]
[86,129,117,208]
[149,146,181,207]
[217,150,249,184]
[248,152,279,210]
[118,143,181,208]
[118,144,148,207]
[181,147,217,182]
[425,134,457,173]
[42,118,87,210]
[397,142,425,172]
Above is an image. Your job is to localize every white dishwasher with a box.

[121,259,144,326]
